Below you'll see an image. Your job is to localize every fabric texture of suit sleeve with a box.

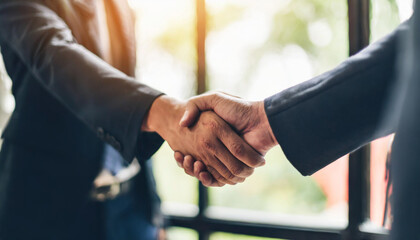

[264,21,410,176]
[0,2,164,162]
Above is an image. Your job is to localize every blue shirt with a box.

[102,144,157,240]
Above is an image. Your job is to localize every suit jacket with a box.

[264,21,409,176]
[0,0,164,238]
[390,1,420,238]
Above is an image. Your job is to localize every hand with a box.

[175,92,278,186]
[180,92,278,155]
[142,95,265,186]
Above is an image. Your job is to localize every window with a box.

[128,0,412,239]
[0,0,413,239]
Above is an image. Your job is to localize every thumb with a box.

[179,94,220,127]
[179,101,200,127]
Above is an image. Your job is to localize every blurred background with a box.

[0,0,413,239]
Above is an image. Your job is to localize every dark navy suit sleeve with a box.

[0,2,164,162]
[264,21,410,176]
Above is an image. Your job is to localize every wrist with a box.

[256,101,278,149]
[141,95,185,136]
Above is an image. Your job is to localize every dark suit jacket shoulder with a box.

[264,21,410,176]
[0,1,164,163]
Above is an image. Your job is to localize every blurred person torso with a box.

[0,0,161,239]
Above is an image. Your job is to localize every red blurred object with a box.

[312,135,394,228]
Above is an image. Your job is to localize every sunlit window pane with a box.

[211,232,282,240]
[206,0,349,223]
[153,143,198,205]
[132,0,197,99]
[166,227,198,240]
[130,0,199,205]
[206,0,348,100]
[209,148,330,215]
[370,0,411,43]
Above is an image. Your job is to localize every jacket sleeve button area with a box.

[112,140,122,152]
[97,128,122,152]
[97,127,105,139]
[110,137,122,152]
[106,134,122,152]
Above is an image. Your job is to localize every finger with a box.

[205,164,238,185]
[201,140,246,183]
[214,138,253,178]
[200,166,227,187]
[193,161,223,187]
[199,172,224,187]
[218,128,265,168]
[195,117,247,183]
[193,160,207,178]
[174,152,185,168]
[183,155,196,176]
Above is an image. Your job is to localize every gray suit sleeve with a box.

[0,2,164,162]
[264,21,410,176]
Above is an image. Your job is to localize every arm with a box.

[0,1,162,162]
[0,1,264,184]
[179,20,410,181]
[265,20,409,175]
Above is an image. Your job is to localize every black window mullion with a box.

[196,0,210,239]
[346,0,371,239]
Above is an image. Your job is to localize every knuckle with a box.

[213,174,225,183]
[208,168,223,180]
[227,173,236,181]
[231,164,245,176]
[205,120,218,130]
[250,157,265,168]
[222,168,236,180]
[207,167,232,184]
[231,142,245,157]
[220,169,235,181]
[219,175,233,184]
[201,139,215,151]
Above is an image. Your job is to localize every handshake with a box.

[142,92,278,187]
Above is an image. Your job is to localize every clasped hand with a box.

[174,92,278,187]
[142,94,274,187]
